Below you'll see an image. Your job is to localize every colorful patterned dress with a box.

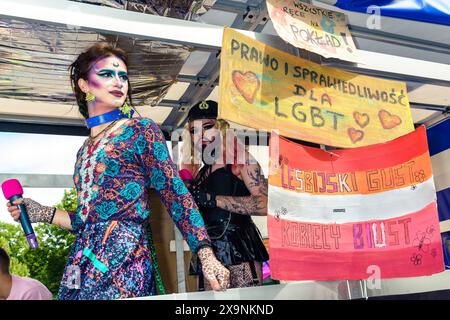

[57,118,210,300]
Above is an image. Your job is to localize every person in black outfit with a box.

[182,100,269,290]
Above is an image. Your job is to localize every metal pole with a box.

[173,225,187,293]
[171,139,187,293]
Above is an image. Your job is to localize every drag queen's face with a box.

[189,119,220,153]
[79,55,129,108]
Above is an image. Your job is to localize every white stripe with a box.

[431,148,450,192]
[441,220,450,233]
[268,177,436,224]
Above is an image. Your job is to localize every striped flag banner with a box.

[268,126,445,280]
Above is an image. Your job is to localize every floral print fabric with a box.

[57,118,210,300]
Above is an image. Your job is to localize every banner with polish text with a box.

[267,0,359,62]
[218,28,414,148]
[268,126,444,280]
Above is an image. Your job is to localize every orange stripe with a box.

[271,126,428,172]
[269,152,432,195]
[102,221,118,245]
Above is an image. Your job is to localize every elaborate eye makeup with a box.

[97,70,113,78]
[189,123,215,135]
[202,124,215,131]
[96,69,128,81]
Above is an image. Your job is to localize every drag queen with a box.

[7,43,229,299]
[182,100,269,290]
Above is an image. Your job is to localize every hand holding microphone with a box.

[7,198,56,224]
[2,179,56,248]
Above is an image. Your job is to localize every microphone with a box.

[179,169,193,189]
[1,179,39,248]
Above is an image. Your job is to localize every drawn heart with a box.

[353,112,370,128]
[378,109,402,129]
[232,70,260,104]
[348,128,364,143]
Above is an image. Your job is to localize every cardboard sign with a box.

[267,0,359,62]
[268,126,444,280]
[218,28,414,148]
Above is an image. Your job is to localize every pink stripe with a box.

[268,202,444,280]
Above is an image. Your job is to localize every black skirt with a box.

[190,221,269,275]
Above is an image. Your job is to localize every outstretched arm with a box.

[137,118,230,290]
[192,159,268,216]
[7,198,74,231]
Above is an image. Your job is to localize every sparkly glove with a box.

[13,198,56,224]
[191,187,217,208]
[198,246,230,291]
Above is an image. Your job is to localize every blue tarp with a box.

[427,117,450,157]
[442,231,450,269]
[334,0,450,26]
[427,119,450,223]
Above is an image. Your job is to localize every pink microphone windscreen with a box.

[1,179,24,200]
[179,169,193,181]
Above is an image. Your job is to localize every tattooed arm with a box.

[190,147,268,216]
[215,162,268,216]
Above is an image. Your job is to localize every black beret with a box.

[187,100,218,121]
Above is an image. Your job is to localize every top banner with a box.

[218,28,414,148]
[267,0,359,62]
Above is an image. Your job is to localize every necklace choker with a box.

[85,109,134,129]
